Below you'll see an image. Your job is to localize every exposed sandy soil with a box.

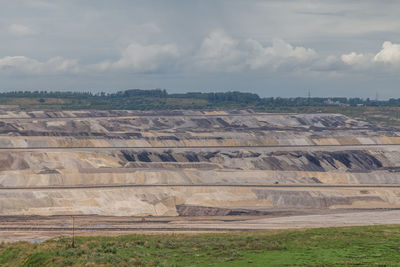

[1,209,400,242]
[2,111,400,242]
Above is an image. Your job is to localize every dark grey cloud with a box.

[0,0,400,98]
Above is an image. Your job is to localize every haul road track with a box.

[1,110,400,241]
[1,143,400,150]
[2,184,400,190]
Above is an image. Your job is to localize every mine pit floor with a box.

[2,209,400,242]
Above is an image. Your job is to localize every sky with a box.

[0,0,400,98]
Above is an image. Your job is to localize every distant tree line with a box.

[0,89,400,110]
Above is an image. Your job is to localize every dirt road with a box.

[1,209,400,242]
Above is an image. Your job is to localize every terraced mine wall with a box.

[1,110,400,216]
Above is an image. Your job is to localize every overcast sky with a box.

[0,0,400,98]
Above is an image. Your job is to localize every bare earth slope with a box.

[1,110,400,240]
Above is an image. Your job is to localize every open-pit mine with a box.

[2,109,400,241]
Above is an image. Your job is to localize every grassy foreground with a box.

[1,225,400,266]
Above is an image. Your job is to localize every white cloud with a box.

[340,41,400,71]
[2,38,400,78]
[245,38,318,70]
[195,31,318,72]
[8,24,37,36]
[0,56,79,75]
[195,31,244,72]
[374,41,400,64]
[93,43,180,72]
[341,52,367,65]
[340,52,374,71]
[0,42,180,75]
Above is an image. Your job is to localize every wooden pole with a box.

[72,216,75,248]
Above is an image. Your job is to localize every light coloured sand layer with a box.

[0,111,400,217]
[1,187,400,216]
[1,135,400,148]
[232,210,400,229]
[1,169,400,187]
[0,112,396,148]
[1,210,400,242]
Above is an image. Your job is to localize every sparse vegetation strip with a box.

[1,225,400,266]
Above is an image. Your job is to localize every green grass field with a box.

[1,225,400,266]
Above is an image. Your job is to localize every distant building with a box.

[324,99,342,106]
